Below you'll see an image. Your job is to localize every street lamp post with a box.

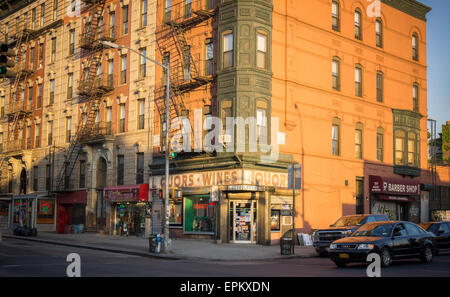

[100,41,171,253]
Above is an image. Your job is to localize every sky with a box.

[420,0,450,135]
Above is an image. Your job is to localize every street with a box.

[1,238,450,277]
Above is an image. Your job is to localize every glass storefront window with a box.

[169,198,182,226]
[184,196,215,233]
[37,199,55,224]
[270,210,280,231]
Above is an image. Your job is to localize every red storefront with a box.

[56,190,87,234]
[104,184,149,236]
[369,175,421,222]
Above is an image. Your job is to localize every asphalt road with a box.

[1,238,450,277]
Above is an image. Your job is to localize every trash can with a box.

[280,229,295,255]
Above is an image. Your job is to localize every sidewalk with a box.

[1,229,317,261]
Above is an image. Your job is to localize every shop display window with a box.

[270,209,280,231]
[37,199,55,224]
[169,198,183,226]
[184,196,215,233]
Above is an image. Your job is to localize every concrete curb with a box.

[3,235,317,262]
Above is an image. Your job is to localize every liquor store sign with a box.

[150,169,289,189]
[369,175,420,195]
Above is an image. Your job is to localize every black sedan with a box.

[328,221,435,267]
[419,222,450,254]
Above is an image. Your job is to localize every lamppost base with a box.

[162,237,172,253]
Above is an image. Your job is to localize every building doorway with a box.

[229,201,257,243]
[96,158,107,228]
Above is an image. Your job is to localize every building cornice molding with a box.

[382,0,431,22]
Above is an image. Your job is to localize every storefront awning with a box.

[377,195,416,202]
[104,184,149,202]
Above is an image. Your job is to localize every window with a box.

[377,128,384,162]
[0,96,4,118]
[119,104,126,133]
[33,166,38,191]
[136,153,144,184]
[79,160,86,188]
[117,155,124,185]
[35,124,40,147]
[122,5,128,35]
[183,47,191,81]
[270,210,281,231]
[165,0,172,22]
[354,9,362,40]
[47,121,53,146]
[49,79,55,105]
[184,196,215,233]
[46,164,51,191]
[120,55,127,84]
[376,71,383,102]
[16,16,20,33]
[53,0,58,20]
[66,116,72,143]
[412,33,418,61]
[169,198,183,225]
[408,132,417,166]
[355,65,362,97]
[376,18,383,47]
[0,133,3,153]
[138,100,145,130]
[109,12,115,39]
[206,0,214,10]
[141,0,148,27]
[332,1,340,31]
[24,12,28,30]
[67,73,73,99]
[139,48,147,79]
[108,59,114,87]
[395,130,405,165]
[28,86,33,109]
[69,29,75,55]
[51,37,56,63]
[26,126,31,149]
[32,8,37,30]
[106,107,112,134]
[223,32,233,68]
[405,223,420,235]
[355,125,363,159]
[30,46,35,68]
[257,107,267,144]
[332,120,340,156]
[413,84,419,112]
[37,84,42,108]
[256,33,267,69]
[185,0,192,18]
[205,40,213,76]
[332,57,340,90]
[40,3,45,27]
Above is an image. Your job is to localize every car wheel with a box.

[334,261,347,268]
[420,245,433,264]
[380,247,392,267]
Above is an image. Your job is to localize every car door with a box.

[438,223,450,250]
[404,223,422,255]
[391,223,410,257]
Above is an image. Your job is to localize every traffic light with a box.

[0,43,16,79]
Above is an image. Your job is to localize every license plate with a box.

[339,253,349,259]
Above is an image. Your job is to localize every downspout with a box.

[284,0,288,127]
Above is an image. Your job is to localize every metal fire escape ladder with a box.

[0,28,34,191]
[54,0,109,192]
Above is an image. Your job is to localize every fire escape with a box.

[155,0,215,153]
[53,0,115,192]
[0,23,35,193]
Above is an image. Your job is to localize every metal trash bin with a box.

[280,229,295,255]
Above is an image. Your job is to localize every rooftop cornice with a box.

[382,0,432,21]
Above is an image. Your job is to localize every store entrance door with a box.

[230,201,257,244]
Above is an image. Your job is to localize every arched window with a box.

[376,18,383,47]
[332,1,340,31]
[354,9,362,40]
[412,33,418,60]
[332,57,340,90]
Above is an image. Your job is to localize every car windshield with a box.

[331,216,366,227]
[351,223,395,237]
